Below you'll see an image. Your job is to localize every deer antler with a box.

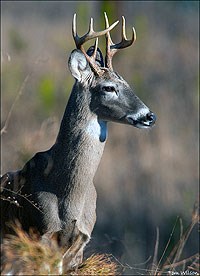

[72,14,119,76]
[104,12,136,71]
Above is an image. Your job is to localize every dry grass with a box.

[1,201,199,275]
[1,223,120,275]
[1,224,62,275]
[71,254,119,275]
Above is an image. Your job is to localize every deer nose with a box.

[139,111,156,127]
[146,112,156,125]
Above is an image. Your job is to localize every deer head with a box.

[68,13,156,130]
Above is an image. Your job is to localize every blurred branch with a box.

[1,56,47,136]
[160,253,199,271]
[1,74,31,136]
[151,227,160,274]
[1,187,43,213]
[155,216,179,275]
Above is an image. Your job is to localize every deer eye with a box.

[102,86,116,93]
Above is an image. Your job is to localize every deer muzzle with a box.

[126,111,156,129]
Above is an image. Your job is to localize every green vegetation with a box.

[9,28,28,53]
[38,76,56,113]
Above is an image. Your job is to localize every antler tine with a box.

[104,12,113,46]
[72,13,77,39]
[113,16,136,49]
[92,37,98,59]
[112,16,136,49]
[104,12,116,70]
[121,16,127,40]
[105,13,136,70]
[89,17,94,33]
[72,13,119,75]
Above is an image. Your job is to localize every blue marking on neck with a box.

[98,120,107,142]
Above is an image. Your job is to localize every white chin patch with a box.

[136,123,151,129]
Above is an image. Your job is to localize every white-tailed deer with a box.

[1,13,156,273]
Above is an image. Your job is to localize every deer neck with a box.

[52,82,107,195]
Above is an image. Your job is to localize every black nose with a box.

[139,111,156,127]
[146,112,156,125]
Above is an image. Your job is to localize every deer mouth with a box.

[126,111,156,129]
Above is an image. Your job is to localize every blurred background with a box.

[1,1,199,274]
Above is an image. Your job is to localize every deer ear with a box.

[68,49,93,82]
